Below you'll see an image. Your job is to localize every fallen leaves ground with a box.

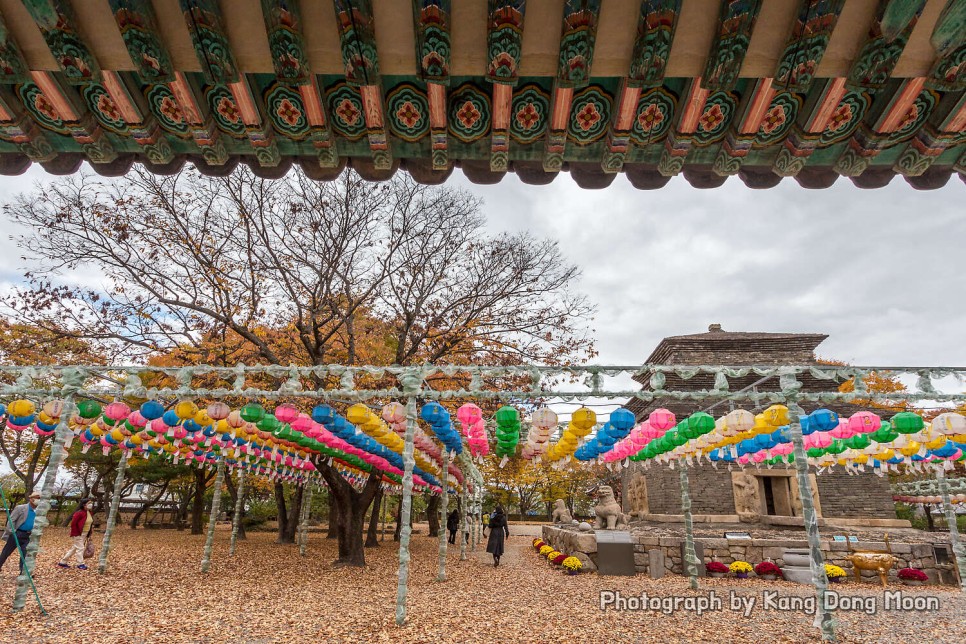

[0,524,962,643]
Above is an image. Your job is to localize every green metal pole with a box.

[936,468,966,590]
[395,396,417,625]
[97,450,130,575]
[200,458,226,573]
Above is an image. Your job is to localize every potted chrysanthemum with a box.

[562,556,582,575]
[705,561,729,578]
[898,568,928,586]
[824,564,847,583]
[547,550,562,565]
[754,561,783,581]
[730,561,753,579]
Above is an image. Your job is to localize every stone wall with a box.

[540,526,958,586]
[626,462,898,521]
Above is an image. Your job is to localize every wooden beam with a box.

[0,13,31,84]
[556,0,601,89]
[260,0,312,86]
[846,0,926,91]
[627,0,681,89]
[21,0,101,84]
[413,1,451,84]
[702,0,763,92]
[109,0,177,84]
[178,0,240,85]
[486,0,526,85]
[333,0,380,86]
[771,0,846,93]
[925,0,966,91]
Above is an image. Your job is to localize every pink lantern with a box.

[226,410,246,429]
[649,409,676,431]
[43,400,66,418]
[7,423,28,433]
[770,443,794,457]
[829,419,853,440]
[848,411,881,434]
[207,402,231,421]
[457,403,483,427]
[274,404,299,424]
[382,402,407,425]
[104,402,131,421]
[127,411,148,428]
[291,414,314,433]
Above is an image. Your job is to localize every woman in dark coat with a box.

[446,509,459,544]
[484,506,509,567]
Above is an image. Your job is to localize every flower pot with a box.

[759,574,777,581]
[709,572,726,579]
[736,572,749,579]
[568,570,578,576]
[829,576,845,584]
[901,579,923,586]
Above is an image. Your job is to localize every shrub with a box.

[754,561,783,577]
[897,568,928,582]
[705,561,729,574]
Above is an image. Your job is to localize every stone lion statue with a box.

[593,485,628,530]
[551,499,573,524]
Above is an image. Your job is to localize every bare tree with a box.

[4,166,594,566]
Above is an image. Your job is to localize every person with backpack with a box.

[57,498,93,570]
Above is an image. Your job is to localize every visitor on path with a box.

[57,498,93,570]
[484,506,509,567]
[447,509,459,544]
[0,490,42,573]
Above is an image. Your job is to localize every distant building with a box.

[622,325,906,528]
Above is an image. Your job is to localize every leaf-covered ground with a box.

[0,524,962,643]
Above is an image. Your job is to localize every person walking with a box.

[0,490,42,574]
[446,509,459,544]
[57,498,93,570]
[485,506,509,567]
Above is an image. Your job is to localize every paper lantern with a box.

[140,400,165,421]
[175,400,199,420]
[76,400,102,420]
[531,408,558,429]
[648,409,675,431]
[104,402,131,421]
[762,405,789,427]
[808,409,839,431]
[848,411,881,434]
[275,404,299,424]
[457,403,483,426]
[42,400,66,418]
[346,404,372,425]
[8,399,35,417]
[226,410,246,429]
[571,407,597,431]
[240,403,266,423]
[891,412,924,434]
[207,402,231,421]
[724,409,755,434]
[932,413,966,436]
[382,402,407,425]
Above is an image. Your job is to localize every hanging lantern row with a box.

[893,494,966,505]
[544,407,597,462]
[614,405,966,473]
[456,403,488,459]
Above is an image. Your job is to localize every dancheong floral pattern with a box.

[265,85,310,139]
[447,83,489,143]
[568,86,610,145]
[754,92,800,147]
[630,87,675,145]
[510,84,550,144]
[327,83,366,141]
[691,91,735,146]
[386,83,429,142]
[206,85,246,137]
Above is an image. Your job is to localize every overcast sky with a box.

[1,166,964,369]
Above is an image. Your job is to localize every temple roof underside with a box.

[0,1,964,190]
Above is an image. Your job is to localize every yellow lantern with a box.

[8,399,35,417]
[175,400,198,419]
[194,409,213,427]
[571,408,597,432]
[347,404,372,425]
[762,405,789,427]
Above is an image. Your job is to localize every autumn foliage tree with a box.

[3,167,594,566]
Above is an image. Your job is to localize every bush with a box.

[897,568,928,581]
[242,498,277,528]
[754,561,783,577]
[705,561,729,573]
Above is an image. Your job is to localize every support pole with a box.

[789,410,835,641]
[437,449,450,581]
[678,464,699,590]
[395,396,417,625]
[460,492,468,561]
[96,450,130,575]
[299,484,313,557]
[380,493,387,542]
[200,458,226,573]
[229,469,246,557]
[937,468,966,590]
[13,398,75,610]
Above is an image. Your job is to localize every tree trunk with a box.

[316,460,382,567]
[394,498,402,542]
[426,493,441,536]
[327,499,340,539]
[274,481,291,543]
[130,481,169,529]
[191,469,206,535]
[365,486,382,548]
[282,485,303,543]
[925,504,935,532]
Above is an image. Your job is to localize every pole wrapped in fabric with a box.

[460,492,468,561]
[13,395,76,610]
[395,396,418,625]
[299,485,313,557]
[936,469,966,590]
[437,449,450,581]
[788,409,836,641]
[200,458,226,573]
[678,464,699,590]
[97,450,130,575]
[229,469,246,557]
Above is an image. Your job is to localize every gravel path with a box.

[0,526,961,643]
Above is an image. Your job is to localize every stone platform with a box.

[541,522,959,586]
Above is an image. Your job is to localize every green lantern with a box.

[240,403,266,423]
[890,412,924,434]
[257,415,281,433]
[495,406,519,424]
[688,412,715,434]
[76,400,102,419]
